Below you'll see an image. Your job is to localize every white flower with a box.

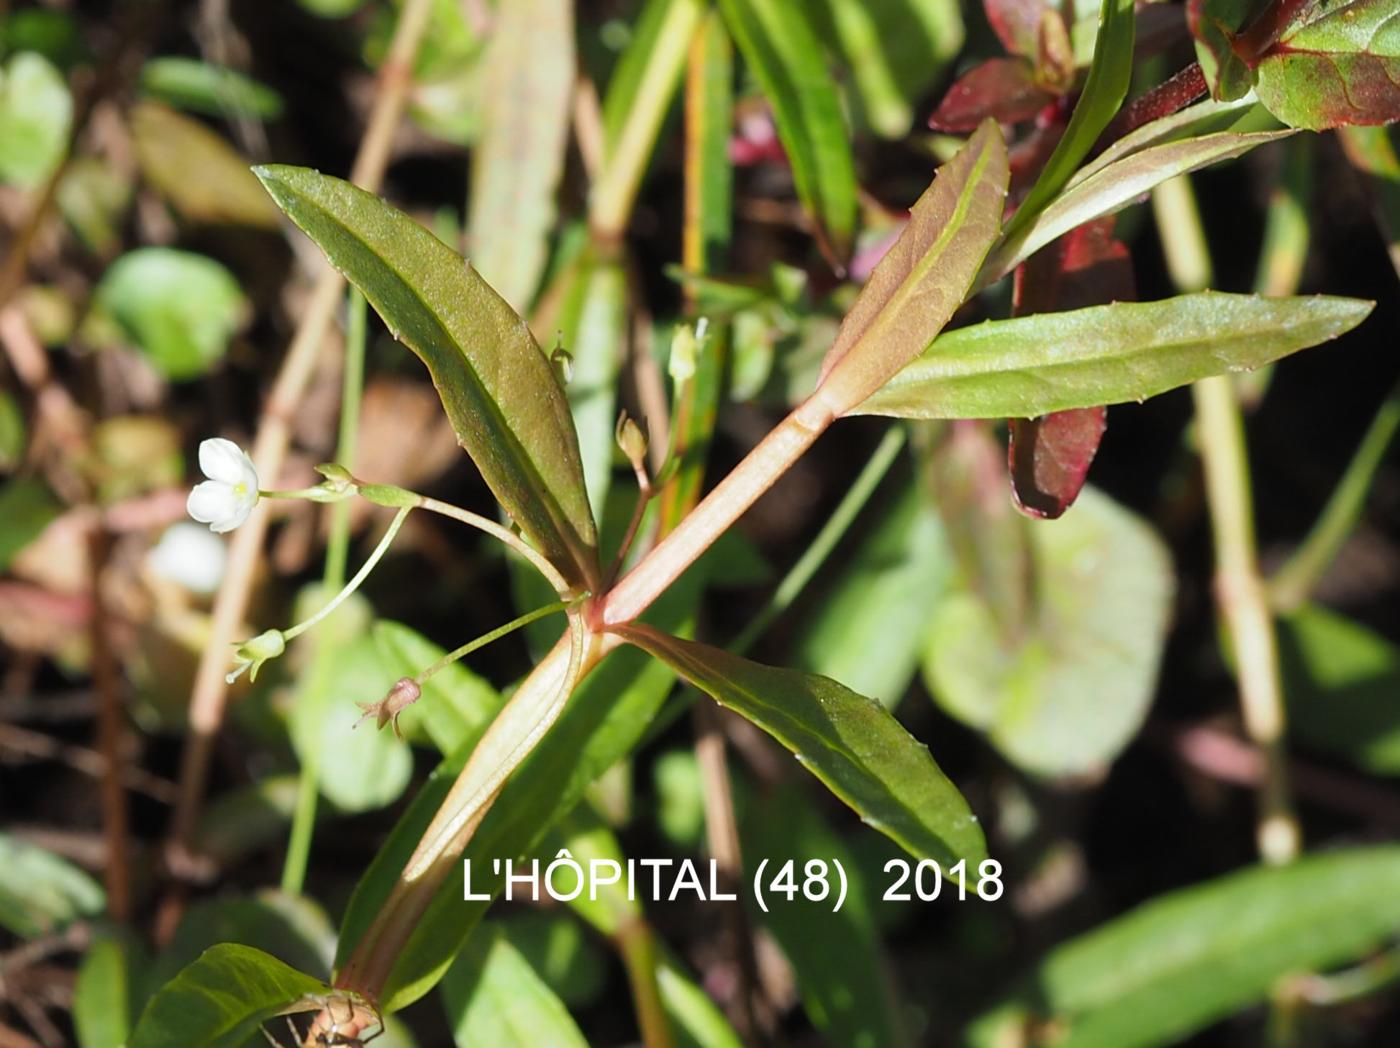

[149,522,227,594]
[187,438,259,533]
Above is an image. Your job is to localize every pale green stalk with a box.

[1156,173,1299,866]
[282,290,368,895]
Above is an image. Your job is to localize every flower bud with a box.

[355,676,422,739]
[615,413,649,472]
[226,628,286,684]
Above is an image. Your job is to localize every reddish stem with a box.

[1100,62,1208,148]
[1233,0,1313,63]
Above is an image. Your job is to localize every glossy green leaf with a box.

[139,57,284,120]
[468,0,574,312]
[966,845,1400,1048]
[440,924,588,1048]
[0,832,104,936]
[0,51,72,187]
[794,480,950,708]
[1278,604,1400,774]
[1256,0,1400,130]
[129,943,329,1048]
[92,248,245,380]
[254,165,599,589]
[0,476,61,571]
[924,487,1172,776]
[985,130,1294,281]
[619,623,985,866]
[856,292,1372,420]
[745,790,904,1048]
[1003,0,1135,238]
[74,934,145,1048]
[374,620,503,757]
[813,0,964,138]
[717,0,858,258]
[818,120,1008,414]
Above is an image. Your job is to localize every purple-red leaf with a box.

[929,58,1057,132]
[1007,218,1133,518]
[985,0,1049,58]
[1009,408,1109,518]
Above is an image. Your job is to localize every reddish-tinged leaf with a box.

[816,119,1008,415]
[1012,217,1135,315]
[1009,409,1109,518]
[929,58,1057,131]
[1007,218,1132,517]
[1188,0,1261,101]
[1255,0,1400,130]
[985,0,1048,57]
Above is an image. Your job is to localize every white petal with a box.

[199,438,255,486]
[216,493,256,533]
[188,480,239,527]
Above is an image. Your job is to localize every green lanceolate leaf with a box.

[618,623,986,867]
[255,165,599,589]
[441,924,589,1048]
[985,130,1295,281]
[856,292,1372,420]
[468,0,574,312]
[924,486,1173,777]
[1003,0,1135,238]
[965,846,1400,1048]
[717,0,858,259]
[817,120,1008,414]
[129,943,330,1048]
[1255,0,1400,130]
[138,57,284,120]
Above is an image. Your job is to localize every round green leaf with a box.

[93,248,245,381]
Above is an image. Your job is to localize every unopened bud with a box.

[355,676,422,739]
[668,323,698,385]
[615,413,649,471]
[314,463,358,496]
